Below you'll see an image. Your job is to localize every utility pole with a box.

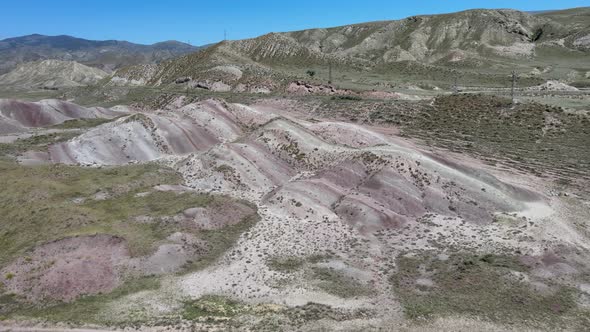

[511,70,518,105]
[224,30,227,41]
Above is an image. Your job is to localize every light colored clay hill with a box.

[45,98,543,228]
[0,98,126,134]
[110,8,590,90]
[0,60,107,88]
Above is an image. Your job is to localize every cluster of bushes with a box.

[331,95,362,101]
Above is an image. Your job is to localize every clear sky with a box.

[1,0,589,45]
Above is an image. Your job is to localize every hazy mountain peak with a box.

[0,34,206,74]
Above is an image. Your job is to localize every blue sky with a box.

[1,0,588,45]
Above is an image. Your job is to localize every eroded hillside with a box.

[0,94,588,331]
[109,8,590,93]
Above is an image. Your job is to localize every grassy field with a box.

[51,117,118,129]
[6,277,162,325]
[312,266,374,298]
[311,93,590,194]
[182,295,245,321]
[267,255,373,299]
[0,132,81,157]
[0,159,189,265]
[403,95,590,184]
[391,252,588,329]
[0,157,260,324]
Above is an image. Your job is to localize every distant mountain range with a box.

[0,34,206,74]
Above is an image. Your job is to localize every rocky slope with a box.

[0,59,108,89]
[110,8,590,90]
[0,34,205,74]
[280,8,590,62]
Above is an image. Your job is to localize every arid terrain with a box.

[0,6,589,332]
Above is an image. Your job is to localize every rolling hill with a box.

[110,8,590,91]
[0,59,108,89]
[0,7,589,331]
[0,94,588,330]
